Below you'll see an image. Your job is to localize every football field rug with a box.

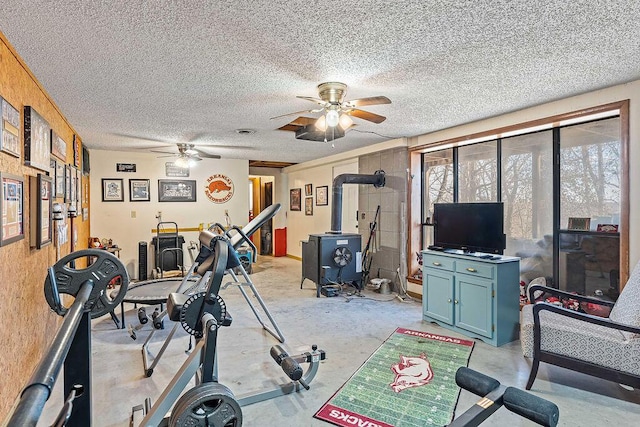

[315,328,475,427]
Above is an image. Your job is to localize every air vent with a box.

[235,129,256,135]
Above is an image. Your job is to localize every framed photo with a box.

[82,144,90,175]
[29,174,53,249]
[130,179,150,201]
[102,178,124,202]
[64,165,72,202]
[305,197,313,215]
[290,188,301,211]
[567,217,590,231]
[70,168,77,204]
[55,161,65,198]
[75,168,81,205]
[24,106,51,172]
[0,172,25,246]
[158,179,196,202]
[1,97,20,157]
[316,185,328,206]
[50,130,67,161]
[305,183,313,196]
[165,162,190,177]
[73,134,82,168]
[596,224,619,233]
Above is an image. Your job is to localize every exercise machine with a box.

[451,367,559,426]
[8,249,130,426]
[135,233,326,426]
[122,204,286,377]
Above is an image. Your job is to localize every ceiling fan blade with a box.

[296,96,327,106]
[194,150,221,159]
[270,109,319,120]
[150,149,176,155]
[347,108,387,124]
[156,154,177,158]
[344,96,391,108]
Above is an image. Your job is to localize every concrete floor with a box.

[38,256,639,426]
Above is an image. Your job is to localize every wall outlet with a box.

[131,211,136,218]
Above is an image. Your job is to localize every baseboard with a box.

[286,254,302,261]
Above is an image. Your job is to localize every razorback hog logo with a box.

[205,174,234,204]
[208,180,231,193]
[389,353,433,392]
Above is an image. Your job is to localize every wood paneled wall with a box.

[0,31,90,420]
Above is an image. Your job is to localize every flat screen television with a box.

[433,202,505,254]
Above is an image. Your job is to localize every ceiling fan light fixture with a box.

[339,114,353,130]
[326,109,340,127]
[315,115,327,131]
[174,156,190,168]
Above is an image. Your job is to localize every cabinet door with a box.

[423,269,454,325]
[455,276,493,338]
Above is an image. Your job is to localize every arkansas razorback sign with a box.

[205,174,234,203]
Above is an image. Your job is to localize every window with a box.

[412,108,626,293]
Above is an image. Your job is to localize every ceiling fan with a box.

[271,82,391,131]
[151,143,221,167]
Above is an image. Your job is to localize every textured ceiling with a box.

[1,1,639,164]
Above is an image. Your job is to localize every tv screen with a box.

[433,202,505,254]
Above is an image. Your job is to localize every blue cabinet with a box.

[422,251,520,346]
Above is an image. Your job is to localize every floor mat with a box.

[315,328,474,427]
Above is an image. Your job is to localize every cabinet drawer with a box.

[423,254,455,271]
[456,260,494,279]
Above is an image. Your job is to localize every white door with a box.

[333,162,359,233]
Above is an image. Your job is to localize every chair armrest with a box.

[532,302,640,335]
[527,285,615,308]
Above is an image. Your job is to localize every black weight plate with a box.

[169,383,242,427]
[44,249,129,318]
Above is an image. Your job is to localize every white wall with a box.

[284,160,357,257]
[90,150,249,278]
[409,79,640,272]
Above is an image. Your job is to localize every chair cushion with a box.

[609,261,640,339]
[521,305,640,376]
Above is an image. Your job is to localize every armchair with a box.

[520,261,640,390]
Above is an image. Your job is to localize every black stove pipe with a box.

[329,170,385,234]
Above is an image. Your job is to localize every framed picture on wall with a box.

[316,185,328,206]
[305,183,313,196]
[64,165,72,202]
[29,173,52,249]
[290,188,301,211]
[1,97,20,158]
[73,134,82,168]
[130,179,150,201]
[54,162,65,198]
[50,130,67,161]
[158,179,196,202]
[102,178,124,202]
[305,197,313,215]
[24,106,51,172]
[0,172,25,246]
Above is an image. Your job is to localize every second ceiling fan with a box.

[151,143,221,167]
[272,82,391,131]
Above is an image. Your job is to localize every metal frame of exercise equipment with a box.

[137,234,325,426]
[130,204,286,377]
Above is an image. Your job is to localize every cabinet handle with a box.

[454,300,459,304]
[447,298,452,303]
[466,267,477,273]
[432,262,442,266]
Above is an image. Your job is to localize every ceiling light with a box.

[184,148,198,155]
[339,114,353,130]
[315,115,327,131]
[187,157,197,167]
[174,156,189,168]
[326,110,340,127]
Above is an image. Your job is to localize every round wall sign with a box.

[205,174,234,203]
